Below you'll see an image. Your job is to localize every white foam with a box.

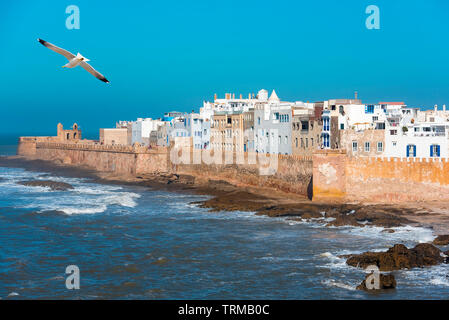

[340,224,435,246]
[60,205,108,215]
[322,279,356,291]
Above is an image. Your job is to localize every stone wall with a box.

[17,139,314,196]
[172,150,313,196]
[345,157,449,202]
[21,138,449,203]
[312,149,347,199]
[312,149,449,202]
[18,140,170,175]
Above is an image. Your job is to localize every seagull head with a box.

[76,52,90,62]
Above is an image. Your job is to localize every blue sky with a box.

[1,0,449,136]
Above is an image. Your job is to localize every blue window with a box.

[322,133,330,148]
[365,105,374,114]
[406,144,416,157]
[323,118,330,131]
[430,144,440,157]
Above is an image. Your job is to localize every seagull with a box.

[37,38,109,83]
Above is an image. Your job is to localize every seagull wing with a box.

[37,38,75,60]
[79,61,109,83]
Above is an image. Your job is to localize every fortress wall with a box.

[23,139,449,202]
[313,150,449,202]
[345,157,449,202]
[33,143,138,175]
[172,150,313,196]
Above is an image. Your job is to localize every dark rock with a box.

[326,214,363,227]
[433,235,449,246]
[357,273,396,290]
[18,180,74,191]
[346,243,444,271]
[382,229,395,233]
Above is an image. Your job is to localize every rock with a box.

[357,273,396,290]
[346,243,444,271]
[433,235,449,246]
[326,214,362,227]
[382,229,395,233]
[301,211,324,219]
[18,180,74,191]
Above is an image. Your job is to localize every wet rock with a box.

[18,180,74,191]
[433,235,449,246]
[325,214,363,227]
[357,273,396,290]
[346,243,444,271]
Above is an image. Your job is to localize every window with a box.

[306,138,308,148]
[365,105,375,114]
[352,141,358,152]
[257,117,261,125]
[414,127,420,132]
[331,105,336,111]
[364,142,370,152]
[323,118,330,131]
[430,144,440,157]
[390,130,397,135]
[340,123,344,130]
[377,142,383,152]
[373,116,378,121]
[274,112,279,120]
[407,144,416,157]
[322,133,330,148]
[376,123,385,130]
[301,121,309,131]
[295,138,298,148]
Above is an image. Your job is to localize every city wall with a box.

[17,138,170,175]
[172,150,313,196]
[17,138,313,197]
[313,150,449,202]
[18,138,449,202]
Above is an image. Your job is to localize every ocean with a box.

[0,138,448,299]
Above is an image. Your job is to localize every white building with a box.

[131,118,164,146]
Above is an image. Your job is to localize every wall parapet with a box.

[35,142,168,155]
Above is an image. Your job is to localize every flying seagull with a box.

[37,38,109,83]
